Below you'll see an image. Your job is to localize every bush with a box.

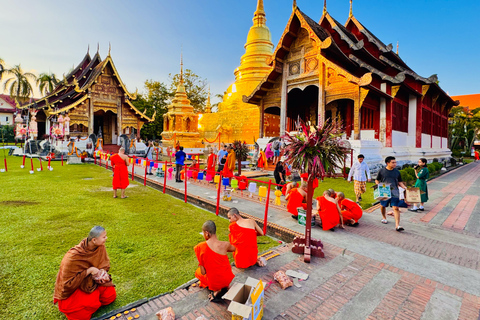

[399,169,414,183]
[433,158,439,163]
[404,167,416,178]
[0,125,15,143]
[344,167,350,175]
[433,162,443,171]
[427,163,437,173]
[451,150,462,158]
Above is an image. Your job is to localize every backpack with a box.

[273,140,280,150]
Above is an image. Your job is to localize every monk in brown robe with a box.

[194,220,235,302]
[54,226,116,320]
[111,147,129,199]
[337,192,363,227]
[316,190,344,231]
[227,208,264,269]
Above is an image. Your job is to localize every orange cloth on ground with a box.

[194,242,235,292]
[287,188,307,216]
[257,150,267,169]
[222,150,236,177]
[229,222,258,268]
[207,154,217,175]
[316,196,340,230]
[57,286,116,320]
[110,154,129,190]
[340,198,363,223]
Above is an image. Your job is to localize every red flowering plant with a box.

[232,140,250,175]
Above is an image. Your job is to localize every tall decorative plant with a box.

[232,140,249,175]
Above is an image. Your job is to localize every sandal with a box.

[208,288,228,303]
[121,196,128,199]
[113,196,118,198]
[396,226,404,232]
[381,219,388,224]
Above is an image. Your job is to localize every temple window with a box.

[392,100,408,132]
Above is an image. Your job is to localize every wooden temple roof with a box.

[245,7,458,107]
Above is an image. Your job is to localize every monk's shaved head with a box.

[323,189,331,196]
[202,220,216,235]
[87,226,105,242]
[337,192,345,199]
[228,207,240,217]
[327,188,335,194]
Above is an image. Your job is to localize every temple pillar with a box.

[385,93,393,148]
[407,94,417,147]
[136,120,141,140]
[117,99,122,142]
[379,97,386,144]
[88,95,94,135]
[318,62,325,127]
[280,62,288,136]
[353,97,360,140]
[260,101,264,138]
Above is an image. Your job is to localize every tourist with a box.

[347,154,371,203]
[222,145,236,178]
[111,147,129,199]
[217,144,228,172]
[375,156,407,232]
[194,220,235,302]
[145,141,154,175]
[272,139,282,165]
[409,158,429,212]
[257,148,267,171]
[54,226,116,320]
[206,148,217,176]
[227,208,264,269]
[337,192,363,227]
[273,160,286,189]
[286,181,307,219]
[282,181,298,196]
[175,146,186,183]
[316,190,343,231]
[265,142,274,160]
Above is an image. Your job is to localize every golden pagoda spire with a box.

[323,0,327,15]
[396,41,399,54]
[349,0,353,18]
[293,0,297,11]
[108,42,111,56]
[176,52,186,93]
[253,0,266,26]
[205,86,212,113]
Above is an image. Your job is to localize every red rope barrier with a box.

[184,164,188,203]
[263,179,272,235]
[163,161,168,193]
[216,174,222,216]
[30,158,34,172]
[39,158,43,171]
[131,158,135,181]
[4,158,7,172]
[203,132,221,143]
[61,154,64,166]
[22,155,26,168]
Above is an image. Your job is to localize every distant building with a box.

[0,94,17,126]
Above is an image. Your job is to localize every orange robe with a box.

[340,198,363,223]
[475,151,480,161]
[229,222,258,268]
[257,150,267,169]
[300,173,319,189]
[207,154,217,175]
[194,242,235,292]
[287,188,307,216]
[316,196,340,230]
[54,239,116,320]
[111,154,129,190]
[222,150,236,177]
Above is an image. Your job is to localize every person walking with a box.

[175,146,186,183]
[272,139,281,165]
[409,158,429,212]
[375,156,407,232]
[347,154,371,203]
[217,144,228,172]
[273,160,286,190]
[145,141,154,175]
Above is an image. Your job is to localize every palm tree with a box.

[2,65,36,102]
[37,72,59,96]
[0,57,5,81]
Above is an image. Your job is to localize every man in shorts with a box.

[375,156,407,232]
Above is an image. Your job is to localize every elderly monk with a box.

[337,192,363,227]
[227,208,264,269]
[316,190,344,231]
[111,147,129,199]
[194,220,235,302]
[54,226,116,320]
[222,145,236,178]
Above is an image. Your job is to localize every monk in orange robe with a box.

[54,226,116,320]
[222,145,236,178]
[337,192,363,227]
[227,208,264,269]
[207,149,217,176]
[110,147,129,199]
[316,190,344,231]
[257,149,267,171]
[286,181,308,218]
[282,181,298,196]
[475,150,480,161]
[194,220,235,302]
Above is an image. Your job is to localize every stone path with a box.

[94,161,480,320]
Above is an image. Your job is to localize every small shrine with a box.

[161,57,201,148]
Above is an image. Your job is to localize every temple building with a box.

[21,48,155,144]
[0,94,17,126]
[161,57,201,148]
[200,0,458,163]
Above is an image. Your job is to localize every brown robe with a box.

[54,238,113,302]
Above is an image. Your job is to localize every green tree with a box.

[2,64,36,101]
[37,72,59,96]
[133,80,170,139]
[449,106,480,153]
[169,69,208,113]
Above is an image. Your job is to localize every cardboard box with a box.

[373,183,391,200]
[223,277,264,320]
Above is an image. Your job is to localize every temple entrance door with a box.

[286,85,318,132]
[94,110,115,144]
[326,99,353,138]
[263,106,280,137]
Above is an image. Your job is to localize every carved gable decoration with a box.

[327,67,348,87]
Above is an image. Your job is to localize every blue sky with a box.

[1,0,479,102]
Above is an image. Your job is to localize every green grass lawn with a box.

[0,155,278,319]
[253,176,376,209]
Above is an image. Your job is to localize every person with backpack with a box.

[144,141,154,175]
[272,139,281,165]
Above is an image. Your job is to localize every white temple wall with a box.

[392,130,408,147]
[407,95,417,148]
[432,136,441,149]
[442,137,448,148]
[360,129,375,140]
[422,133,431,148]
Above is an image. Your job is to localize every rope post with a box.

[4,158,7,172]
[144,162,147,186]
[22,155,26,168]
[216,173,222,216]
[61,154,64,166]
[30,158,34,172]
[156,148,159,161]
[218,133,221,150]
[48,157,51,169]
[263,179,272,235]
[163,161,167,193]
[106,158,109,170]
[343,154,347,179]
[131,158,135,181]
[184,164,188,203]
[39,158,43,171]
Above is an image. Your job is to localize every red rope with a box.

[203,132,220,143]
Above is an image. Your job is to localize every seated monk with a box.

[110,147,129,199]
[227,208,264,268]
[54,226,116,320]
[328,188,337,199]
[286,181,308,219]
[337,192,363,227]
[194,220,235,302]
[222,145,236,178]
[282,181,298,196]
[316,190,344,231]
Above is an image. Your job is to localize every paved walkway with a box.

[95,161,480,320]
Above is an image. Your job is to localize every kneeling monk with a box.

[337,192,363,226]
[194,220,235,302]
[54,226,116,320]
[316,190,344,231]
[227,208,264,268]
